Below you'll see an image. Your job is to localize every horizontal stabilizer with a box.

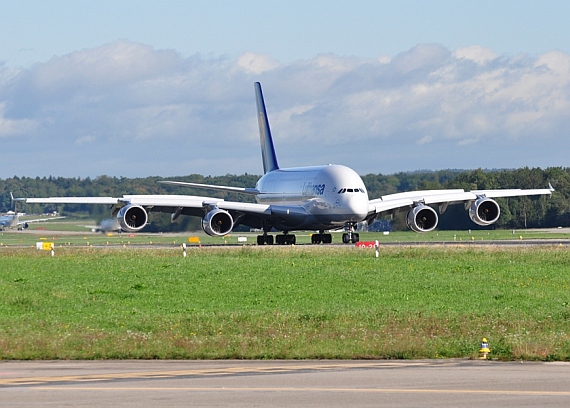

[159,180,259,195]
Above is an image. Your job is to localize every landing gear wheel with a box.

[277,234,296,245]
[257,234,274,245]
[343,222,359,244]
[312,231,333,244]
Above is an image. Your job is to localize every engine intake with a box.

[117,204,148,232]
[406,205,438,233]
[469,197,500,226]
[202,209,234,236]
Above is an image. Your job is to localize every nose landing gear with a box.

[342,223,360,244]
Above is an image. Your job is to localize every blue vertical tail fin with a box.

[255,82,279,174]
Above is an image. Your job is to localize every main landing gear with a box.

[257,233,273,245]
[256,224,360,245]
[342,223,360,244]
[257,232,296,245]
[311,230,332,244]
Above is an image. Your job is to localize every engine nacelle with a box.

[116,204,148,232]
[469,197,500,226]
[406,205,438,233]
[202,209,234,236]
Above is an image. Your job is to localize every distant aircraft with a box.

[21,83,554,244]
[0,193,65,231]
[0,211,27,231]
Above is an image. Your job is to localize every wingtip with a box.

[10,192,26,202]
[549,182,555,192]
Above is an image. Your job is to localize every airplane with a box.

[0,211,27,231]
[20,82,554,244]
[0,193,65,231]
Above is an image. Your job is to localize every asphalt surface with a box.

[1,359,569,407]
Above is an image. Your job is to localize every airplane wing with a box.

[24,194,271,215]
[21,194,275,234]
[369,186,554,217]
[24,197,121,205]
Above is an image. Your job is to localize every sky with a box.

[1,0,570,179]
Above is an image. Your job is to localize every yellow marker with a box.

[479,337,490,359]
[189,236,200,243]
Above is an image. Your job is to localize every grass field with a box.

[1,245,569,360]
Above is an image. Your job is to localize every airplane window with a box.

[347,189,354,192]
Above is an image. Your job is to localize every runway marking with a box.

[0,361,443,387]
[28,386,570,396]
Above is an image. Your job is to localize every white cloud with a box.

[1,41,569,177]
[236,52,280,74]
[0,102,38,137]
[453,46,497,65]
[417,135,433,145]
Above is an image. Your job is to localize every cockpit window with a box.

[337,188,365,194]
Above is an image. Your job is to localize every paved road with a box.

[1,360,569,407]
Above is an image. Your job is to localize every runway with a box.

[1,360,569,407]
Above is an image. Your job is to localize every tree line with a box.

[2,167,569,232]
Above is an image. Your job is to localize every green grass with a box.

[1,246,569,360]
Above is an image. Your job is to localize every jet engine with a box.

[406,205,438,233]
[116,204,148,232]
[202,209,234,236]
[469,197,500,226]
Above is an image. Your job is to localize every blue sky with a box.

[1,0,570,178]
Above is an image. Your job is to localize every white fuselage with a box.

[255,164,369,230]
